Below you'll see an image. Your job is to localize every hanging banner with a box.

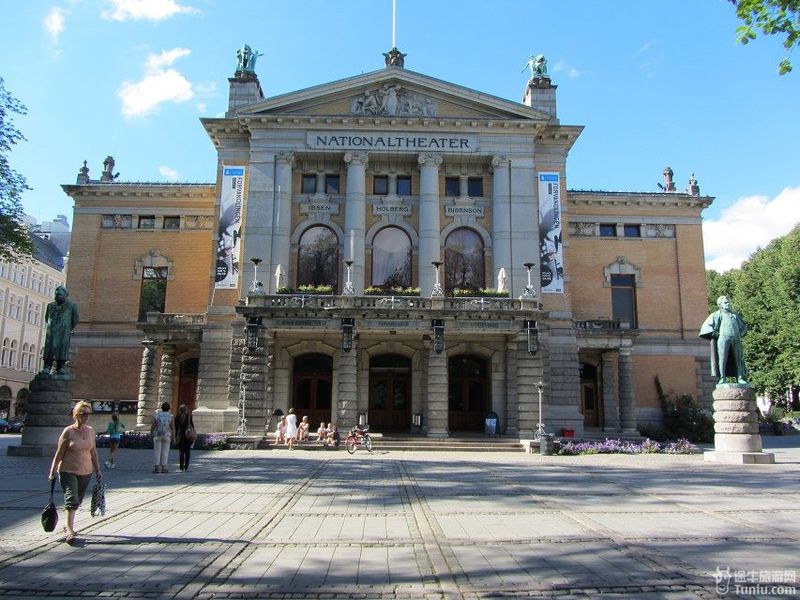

[538,172,564,293]
[215,166,246,289]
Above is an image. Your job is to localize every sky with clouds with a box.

[2,0,799,272]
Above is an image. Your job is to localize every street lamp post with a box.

[536,380,546,440]
[431,261,444,298]
[523,262,536,298]
[343,260,355,296]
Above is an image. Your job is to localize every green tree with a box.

[0,77,33,262]
[709,225,800,400]
[729,0,800,74]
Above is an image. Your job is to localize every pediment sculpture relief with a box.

[350,84,437,117]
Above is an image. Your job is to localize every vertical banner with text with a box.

[215,166,246,289]
[538,172,564,294]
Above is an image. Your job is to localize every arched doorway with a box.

[178,358,199,411]
[0,385,11,418]
[293,354,333,427]
[448,355,489,431]
[369,354,411,431]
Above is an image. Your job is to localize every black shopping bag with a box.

[41,479,58,532]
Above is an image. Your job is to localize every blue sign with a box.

[224,168,244,176]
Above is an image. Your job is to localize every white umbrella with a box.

[274,264,283,290]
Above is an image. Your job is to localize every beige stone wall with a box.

[633,354,701,408]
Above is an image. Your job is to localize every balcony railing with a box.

[243,293,537,313]
[575,319,631,330]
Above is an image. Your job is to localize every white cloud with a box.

[703,187,800,272]
[633,39,656,59]
[118,48,193,118]
[44,7,67,43]
[551,60,581,79]
[102,0,198,21]
[159,166,179,182]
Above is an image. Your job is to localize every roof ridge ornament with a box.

[383,47,406,68]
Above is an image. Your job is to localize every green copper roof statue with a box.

[699,295,748,385]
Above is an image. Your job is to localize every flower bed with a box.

[452,288,509,297]
[558,437,698,455]
[364,286,420,296]
[276,284,334,295]
[96,431,230,450]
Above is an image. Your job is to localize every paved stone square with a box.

[0,435,798,599]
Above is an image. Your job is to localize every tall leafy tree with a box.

[729,0,800,74]
[0,77,33,262]
[708,225,800,400]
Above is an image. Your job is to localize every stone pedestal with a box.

[704,384,775,464]
[7,374,73,457]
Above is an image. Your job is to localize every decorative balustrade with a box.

[575,319,631,330]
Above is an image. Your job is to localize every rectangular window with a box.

[163,216,181,230]
[325,174,340,194]
[623,224,641,238]
[599,223,616,237]
[138,216,155,230]
[301,174,317,194]
[611,274,637,329]
[397,175,412,196]
[373,175,388,195]
[467,177,483,197]
[138,267,168,322]
[445,177,460,197]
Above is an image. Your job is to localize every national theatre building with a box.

[62,48,715,439]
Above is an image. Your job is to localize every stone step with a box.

[229,434,526,452]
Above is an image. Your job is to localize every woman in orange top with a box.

[48,400,102,544]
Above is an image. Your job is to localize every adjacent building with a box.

[0,233,67,418]
[61,49,715,438]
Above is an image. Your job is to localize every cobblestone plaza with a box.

[0,436,798,599]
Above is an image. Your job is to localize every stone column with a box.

[418,153,443,296]
[459,174,469,197]
[158,345,175,408]
[136,341,158,428]
[504,339,519,435]
[704,385,774,464]
[336,343,358,429]
[271,152,294,292]
[388,173,398,196]
[240,333,268,433]
[618,348,636,433]
[602,351,620,431]
[344,152,368,294]
[425,346,448,438]
[516,344,538,438]
[491,156,512,283]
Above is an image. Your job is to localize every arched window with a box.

[371,227,412,288]
[297,225,339,288]
[444,227,485,293]
[28,345,36,370]
[0,338,9,367]
[9,340,17,369]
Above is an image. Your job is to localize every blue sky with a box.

[2,0,798,271]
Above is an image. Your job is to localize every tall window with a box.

[467,177,483,197]
[611,274,637,328]
[373,175,389,195]
[138,267,168,321]
[297,225,339,288]
[444,228,485,293]
[371,227,412,288]
[444,177,460,197]
[397,175,411,196]
[301,174,317,194]
[325,174,340,194]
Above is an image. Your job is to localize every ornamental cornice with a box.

[490,155,511,169]
[568,190,714,210]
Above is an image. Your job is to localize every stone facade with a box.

[61,55,714,440]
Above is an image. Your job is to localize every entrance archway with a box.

[448,355,489,431]
[580,362,600,427]
[293,354,333,428]
[178,358,199,411]
[369,354,411,431]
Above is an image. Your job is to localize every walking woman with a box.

[150,402,175,473]
[104,412,125,469]
[48,400,102,544]
[174,404,195,472]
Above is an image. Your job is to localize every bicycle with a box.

[345,424,373,454]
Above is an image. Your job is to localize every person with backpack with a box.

[150,402,175,473]
[174,404,195,472]
[104,412,125,469]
